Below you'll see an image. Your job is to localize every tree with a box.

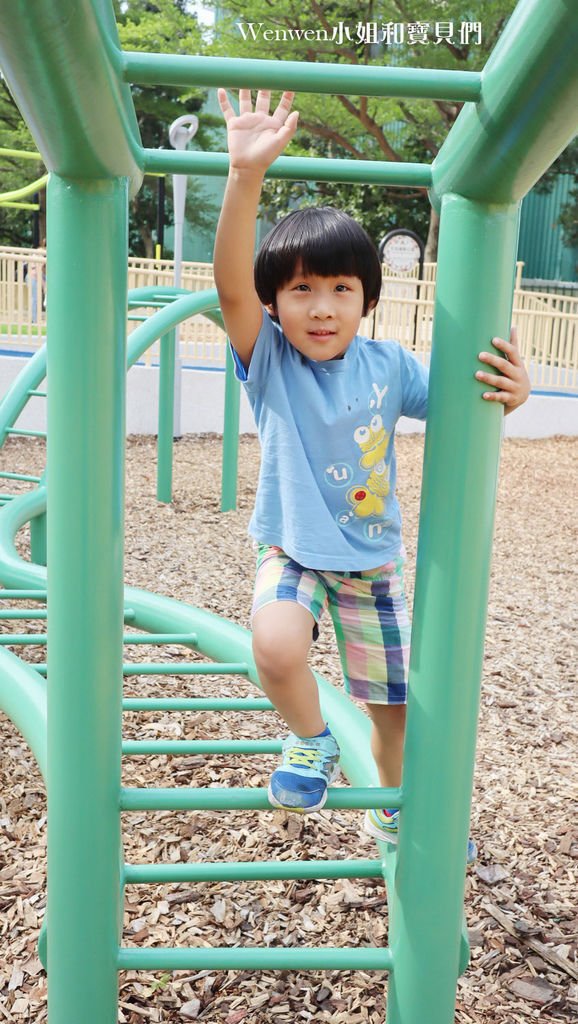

[115,0,221,256]
[532,138,578,251]
[0,78,44,247]
[208,0,517,256]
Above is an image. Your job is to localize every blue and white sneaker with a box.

[364,808,399,844]
[364,809,477,865]
[268,731,341,813]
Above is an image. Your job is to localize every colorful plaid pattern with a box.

[253,545,411,705]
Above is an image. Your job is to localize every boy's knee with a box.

[252,620,309,683]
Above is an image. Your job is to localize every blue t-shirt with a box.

[233,311,429,571]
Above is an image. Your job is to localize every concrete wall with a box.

[1,355,577,439]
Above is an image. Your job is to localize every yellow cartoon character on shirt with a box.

[346,414,391,518]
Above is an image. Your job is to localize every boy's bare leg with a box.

[252,602,325,737]
[366,703,406,788]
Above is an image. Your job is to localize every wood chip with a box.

[2,434,577,1024]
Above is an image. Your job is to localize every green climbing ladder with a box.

[0,1,576,1022]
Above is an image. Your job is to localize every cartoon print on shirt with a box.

[346,413,391,517]
[325,383,392,525]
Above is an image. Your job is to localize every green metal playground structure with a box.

[0,1,576,1022]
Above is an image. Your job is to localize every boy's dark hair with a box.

[254,207,382,316]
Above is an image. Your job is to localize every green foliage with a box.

[0,80,43,247]
[533,138,578,251]
[115,0,221,256]
[207,0,517,247]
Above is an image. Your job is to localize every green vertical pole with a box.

[157,327,175,503]
[30,511,47,566]
[220,340,240,512]
[46,174,127,1024]
[387,196,520,1024]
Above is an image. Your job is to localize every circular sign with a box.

[379,230,423,273]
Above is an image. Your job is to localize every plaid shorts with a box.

[252,544,411,705]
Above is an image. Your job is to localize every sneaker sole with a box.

[363,810,398,845]
[363,813,478,865]
[267,764,341,814]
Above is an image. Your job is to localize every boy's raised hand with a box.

[218,88,299,174]
[476,327,531,415]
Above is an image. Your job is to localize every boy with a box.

[214,89,531,849]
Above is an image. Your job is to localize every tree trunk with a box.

[424,205,440,263]
[140,224,154,259]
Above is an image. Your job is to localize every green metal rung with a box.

[128,300,170,307]
[1,622,166,647]
[5,428,47,438]
[117,946,392,972]
[124,857,384,884]
[0,634,47,645]
[122,739,282,755]
[0,608,47,619]
[127,314,148,321]
[124,609,136,621]
[0,590,46,600]
[123,50,482,102]
[0,494,16,502]
[123,697,274,711]
[0,471,42,483]
[123,661,249,676]
[120,785,402,812]
[123,632,198,645]
[27,389,47,397]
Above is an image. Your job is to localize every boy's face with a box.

[267,265,369,361]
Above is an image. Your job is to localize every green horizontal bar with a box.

[123,697,274,711]
[0,608,47,619]
[120,785,401,811]
[5,428,47,438]
[0,147,42,161]
[0,618,150,643]
[27,390,47,397]
[0,471,42,483]
[127,315,148,322]
[118,945,392,972]
[0,634,46,645]
[128,300,171,308]
[124,609,136,621]
[122,662,249,676]
[144,149,431,188]
[124,857,384,884]
[0,494,16,501]
[0,590,46,600]
[122,739,282,755]
[0,201,38,210]
[123,51,482,102]
[123,632,198,645]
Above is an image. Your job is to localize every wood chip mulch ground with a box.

[0,433,576,1023]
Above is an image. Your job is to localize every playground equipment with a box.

[0,147,47,211]
[0,1,576,1022]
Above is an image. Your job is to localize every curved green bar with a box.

[431,0,578,207]
[0,347,48,446]
[0,288,225,445]
[126,288,222,364]
[144,149,432,188]
[0,647,47,779]
[0,486,378,791]
[123,52,482,102]
[0,174,48,204]
[0,0,142,190]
